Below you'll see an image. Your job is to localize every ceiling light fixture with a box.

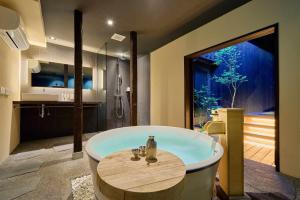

[49,36,56,40]
[107,19,114,26]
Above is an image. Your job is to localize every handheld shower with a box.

[114,58,124,119]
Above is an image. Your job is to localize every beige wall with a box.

[0,39,21,162]
[150,0,300,178]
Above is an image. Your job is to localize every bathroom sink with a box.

[22,93,59,101]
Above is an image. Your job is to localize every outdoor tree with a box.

[212,46,248,108]
[194,85,220,126]
[194,85,220,110]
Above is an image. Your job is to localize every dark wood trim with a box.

[273,24,280,172]
[130,31,138,126]
[184,58,193,129]
[216,184,229,200]
[73,10,83,152]
[64,64,68,88]
[184,24,280,171]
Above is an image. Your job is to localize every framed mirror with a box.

[31,61,93,89]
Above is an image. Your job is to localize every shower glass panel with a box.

[105,42,130,129]
[95,44,107,131]
[95,30,130,130]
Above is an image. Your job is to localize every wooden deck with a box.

[244,142,274,166]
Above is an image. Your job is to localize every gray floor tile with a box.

[53,144,73,152]
[13,149,49,160]
[0,159,42,179]
[0,173,40,200]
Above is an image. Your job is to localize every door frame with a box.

[184,24,280,171]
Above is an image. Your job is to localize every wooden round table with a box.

[96,149,186,200]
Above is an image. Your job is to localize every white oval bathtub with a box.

[86,126,223,200]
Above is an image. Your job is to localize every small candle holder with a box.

[139,146,146,157]
[131,148,140,161]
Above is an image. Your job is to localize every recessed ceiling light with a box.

[107,19,114,26]
[49,36,56,40]
[111,33,126,42]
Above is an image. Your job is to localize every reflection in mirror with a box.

[31,61,93,89]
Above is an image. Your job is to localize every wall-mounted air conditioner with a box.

[0,5,29,50]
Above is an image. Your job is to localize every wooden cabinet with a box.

[14,101,105,141]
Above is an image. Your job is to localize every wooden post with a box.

[64,64,68,88]
[73,10,83,153]
[130,31,137,126]
[217,108,244,198]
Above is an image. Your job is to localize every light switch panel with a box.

[0,87,5,95]
[0,87,10,96]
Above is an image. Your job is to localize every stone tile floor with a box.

[0,133,95,200]
[0,133,299,200]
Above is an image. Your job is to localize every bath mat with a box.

[71,175,95,200]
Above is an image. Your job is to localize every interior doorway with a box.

[184,24,279,171]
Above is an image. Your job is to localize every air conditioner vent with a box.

[111,33,126,42]
[0,6,30,50]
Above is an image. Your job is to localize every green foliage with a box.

[213,68,248,85]
[194,85,220,110]
[213,46,241,67]
[212,46,248,108]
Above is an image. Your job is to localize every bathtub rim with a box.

[85,126,223,172]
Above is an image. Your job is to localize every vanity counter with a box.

[13,101,106,141]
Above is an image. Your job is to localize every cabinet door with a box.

[83,106,98,133]
[21,106,42,141]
